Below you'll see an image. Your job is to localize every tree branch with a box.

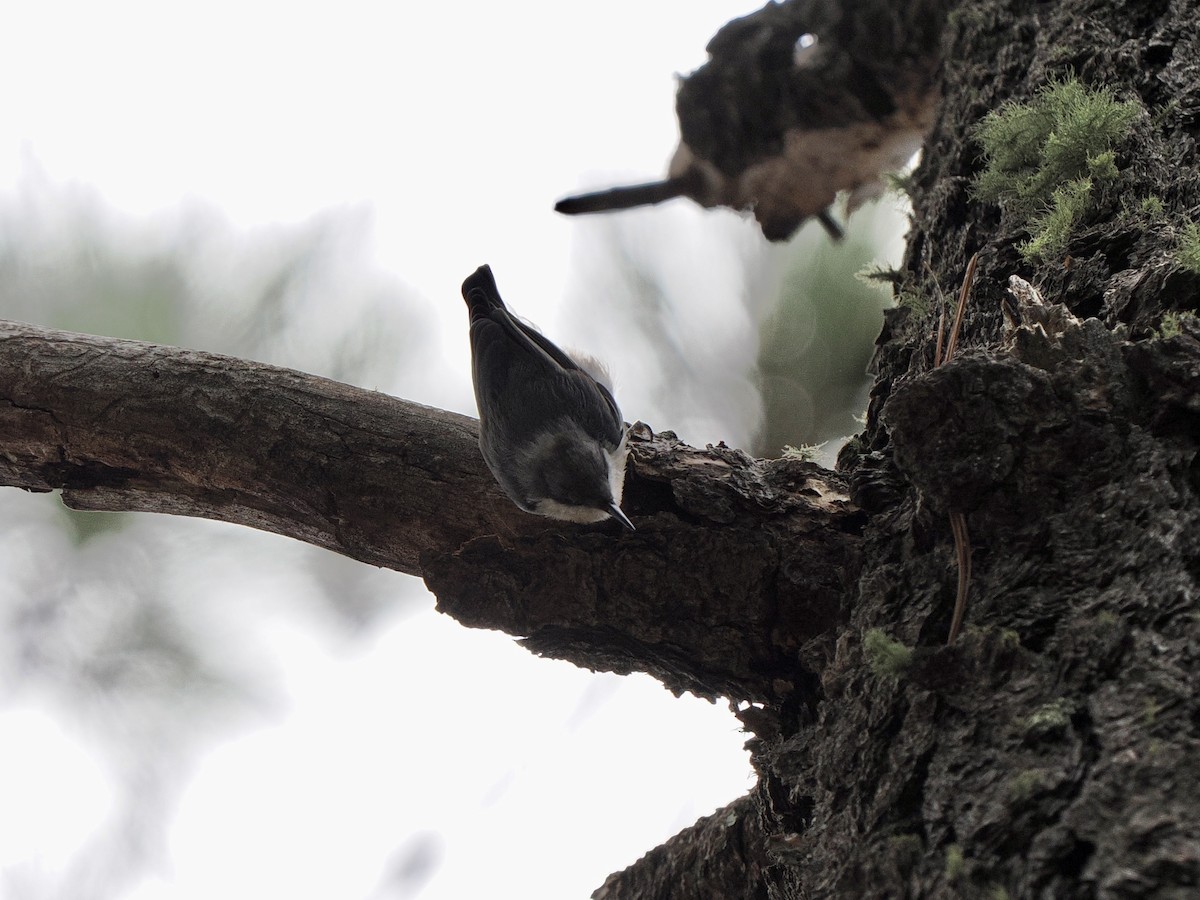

[0,318,513,573]
[1,320,864,701]
[592,794,771,900]
[427,431,863,701]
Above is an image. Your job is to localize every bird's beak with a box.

[607,503,635,532]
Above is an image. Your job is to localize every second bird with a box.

[462,264,634,531]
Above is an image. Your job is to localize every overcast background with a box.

[0,3,907,898]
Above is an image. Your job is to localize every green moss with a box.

[782,442,825,461]
[890,834,923,853]
[945,844,965,880]
[1152,98,1181,128]
[998,628,1022,649]
[1158,311,1198,339]
[856,263,905,287]
[1140,195,1165,218]
[1176,222,1200,274]
[864,628,913,678]
[989,886,1012,900]
[1020,177,1095,261]
[975,78,1138,208]
[1143,698,1164,725]
[1023,700,1071,737]
[974,78,1139,260]
[895,288,931,317]
[1008,769,1046,802]
[885,170,917,198]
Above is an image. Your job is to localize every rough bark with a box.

[0,320,499,573]
[752,0,1200,896]
[592,795,771,900]
[599,0,1200,897]
[427,430,861,701]
[0,320,861,703]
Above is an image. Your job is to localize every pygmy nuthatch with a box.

[462,264,634,531]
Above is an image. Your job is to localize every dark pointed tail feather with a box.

[557,183,844,243]
[815,209,845,242]
[555,176,691,215]
[462,264,506,320]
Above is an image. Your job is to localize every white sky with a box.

[0,2,777,899]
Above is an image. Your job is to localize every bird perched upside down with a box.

[462,264,634,531]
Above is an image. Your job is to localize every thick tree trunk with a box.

[599,0,1200,897]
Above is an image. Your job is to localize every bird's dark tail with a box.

[462,264,506,321]
[556,176,845,243]
[554,176,691,215]
[814,209,845,242]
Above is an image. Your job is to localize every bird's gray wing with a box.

[471,311,624,451]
